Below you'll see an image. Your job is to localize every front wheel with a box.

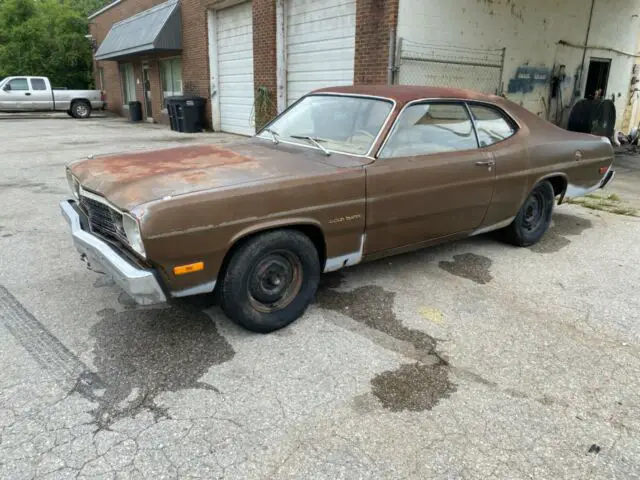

[220,230,320,333]
[502,180,555,247]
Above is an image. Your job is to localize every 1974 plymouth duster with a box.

[61,85,615,332]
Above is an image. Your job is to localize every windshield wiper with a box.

[263,128,280,144]
[290,135,331,156]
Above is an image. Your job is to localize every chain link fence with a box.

[395,39,506,95]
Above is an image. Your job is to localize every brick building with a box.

[89,0,396,134]
[89,0,640,134]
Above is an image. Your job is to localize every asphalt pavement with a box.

[0,116,639,479]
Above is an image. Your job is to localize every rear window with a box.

[469,105,517,147]
[30,78,47,90]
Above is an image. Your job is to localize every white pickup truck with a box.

[0,76,105,118]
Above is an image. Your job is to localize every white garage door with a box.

[215,2,254,135]
[286,0,356,106]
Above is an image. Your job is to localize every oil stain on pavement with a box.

[316,274,456,411]
[531,213,593,254]
[438,253,493,284]
[89,305,234,426]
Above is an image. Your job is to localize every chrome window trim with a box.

[377,98,478,159]
[464,102,482,149]
[256,92,397,159]
[376,97,522,159]
[464,101,519,148]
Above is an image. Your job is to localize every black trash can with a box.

[181,96,207,133]
[165,96,207,133]
[128,101,142,122]
[165,97,179,131]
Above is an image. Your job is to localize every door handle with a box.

[475,160,495,167]
[25,92,31,96]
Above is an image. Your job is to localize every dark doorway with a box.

[142,64,153,120]
[584,58,611,99]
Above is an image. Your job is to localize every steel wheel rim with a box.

[76,104,88,117]
[522,192,545,231]
[248,250,302,313]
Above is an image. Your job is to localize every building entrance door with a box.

[142,64,153,120]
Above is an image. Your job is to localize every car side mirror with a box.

[3,85,11,91]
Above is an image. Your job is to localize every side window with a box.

[380,103,477,158]
[469,105,516,147]
[5,78,29,91]
[30,78,47,91]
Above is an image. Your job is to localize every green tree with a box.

[0,0,94,89]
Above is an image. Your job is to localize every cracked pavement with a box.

[1,115,639,479]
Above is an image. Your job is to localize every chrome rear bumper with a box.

[60,200,166,306]
[599,168,615,189]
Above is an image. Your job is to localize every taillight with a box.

[599,166,609,175]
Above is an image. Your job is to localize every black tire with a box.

[502,181,555,247]
[66,110,74,118]
[220,230,320,333]
[70,100,91,119]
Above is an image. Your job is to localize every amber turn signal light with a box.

[173,262,204,275]
[599,166,609,175]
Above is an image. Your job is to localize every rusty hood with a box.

[69,140,367,211]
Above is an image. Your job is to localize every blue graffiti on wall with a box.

[507,66,551,94]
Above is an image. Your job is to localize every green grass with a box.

[567,192,638,217]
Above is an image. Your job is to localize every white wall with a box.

[397,0,640,128]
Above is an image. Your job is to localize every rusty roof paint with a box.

[312,85,501,106]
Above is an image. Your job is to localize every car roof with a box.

[311,85,502,105]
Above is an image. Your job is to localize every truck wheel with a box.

[220,230,320,333]
[502,180,555,247]
[71,101,91,119]
[66,110,74,118]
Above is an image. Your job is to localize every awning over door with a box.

[95,0,181,61]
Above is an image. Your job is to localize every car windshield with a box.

[258,95,393,155]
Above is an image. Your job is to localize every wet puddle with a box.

[88,305,234,426]
[371,363,456,412]
[316,274,456,412]
[438,253,493,284]
[531,213,593,254]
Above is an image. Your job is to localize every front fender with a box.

[228,217,324,248]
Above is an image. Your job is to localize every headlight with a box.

[66,170,80,200]
[123,213,146,258]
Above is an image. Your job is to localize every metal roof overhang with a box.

[94,0,181,61]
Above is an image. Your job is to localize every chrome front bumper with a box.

[60,200,167,306]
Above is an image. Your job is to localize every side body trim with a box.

[323,235,366,273]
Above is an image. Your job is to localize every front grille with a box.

[79,195,128,244]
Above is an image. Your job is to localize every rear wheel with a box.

[70,100,91,119]
[502,181,555,247]
[220,230,320,333]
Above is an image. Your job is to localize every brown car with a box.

[61,85,615,332]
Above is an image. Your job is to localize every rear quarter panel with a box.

[137,170,366,293]
[498,100,614,210]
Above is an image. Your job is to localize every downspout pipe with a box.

[576,0,596,96]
